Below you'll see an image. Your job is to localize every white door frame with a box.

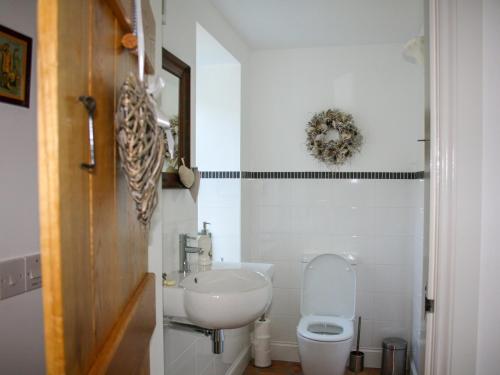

[425,0,452,372]
[426,0,484,374]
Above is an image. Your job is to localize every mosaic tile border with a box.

[200,171,425,180]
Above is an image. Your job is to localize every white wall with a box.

[241,42,424,365]
[243,44,424,172]
[476,0,500,374]
[198,178,241,263]
[162,0,249,272]
[163,0,249,168]
[196,33,242,263]
[197,64,241,171]
[0,1,45,374]
[162,1,250,373]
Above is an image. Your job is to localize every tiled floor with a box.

[243,361,380,375]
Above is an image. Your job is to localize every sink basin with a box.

[211,262,275,279]
[180,269,272,329]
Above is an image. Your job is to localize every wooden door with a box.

[38,0,156,374]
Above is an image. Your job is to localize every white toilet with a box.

[296,253,356,375]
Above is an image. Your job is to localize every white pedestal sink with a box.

[163,262,273,330]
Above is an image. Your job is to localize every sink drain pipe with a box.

[211,329,224,354]
[165,318,224,354]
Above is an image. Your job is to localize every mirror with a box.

[162,71,179,170]
[161,48,191,189]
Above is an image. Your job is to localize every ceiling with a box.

[210,0,424,49]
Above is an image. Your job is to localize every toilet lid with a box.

[301,254,356,319]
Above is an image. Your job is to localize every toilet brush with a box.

[348,316,365,373]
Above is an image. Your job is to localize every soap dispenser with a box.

[198,222,212,266]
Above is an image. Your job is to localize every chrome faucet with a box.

[179,234,202,274]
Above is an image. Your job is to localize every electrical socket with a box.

[25,254,42,291]
[0,258,26,300]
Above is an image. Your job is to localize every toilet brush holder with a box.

[348,350,364,373]
[349,316,364,373]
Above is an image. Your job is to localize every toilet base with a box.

[297,334,353,375]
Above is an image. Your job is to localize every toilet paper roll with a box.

[253,336,271,344]
[254,349,272,368]
[254,318,271,338]
[253,342,271,353]
[253,340,271,352]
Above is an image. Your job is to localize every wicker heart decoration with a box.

[116,73,165,226]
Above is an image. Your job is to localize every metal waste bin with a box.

[381,337,407,375]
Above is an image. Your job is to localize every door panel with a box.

[89,274,155,375]
[91,0,124,347]
[38,0,94,373]
[38,0,156,373]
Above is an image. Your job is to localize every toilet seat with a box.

[297,315,353,342]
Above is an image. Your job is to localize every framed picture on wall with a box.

[0,25,32,108]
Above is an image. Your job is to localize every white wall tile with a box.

[353,318,374,348]
[355,292,375,320]
[272,261,301,289]
[212,235,240,263]
[374,265,411,294]
[270,288,301,317]
[195,336,215,375]
[330,180,377,208]
[164,325,249,375]
[222,329,249,365]
[271,315,301,342]
[258,205,293,234]
[372,293,411,322]
[242,180,264,207]
[198,180,240,208]
[375,235,413,265]
[253,233,298,261]
[163,190,197,225]
[214,355,232,375]
[372,320,411,347]
[292,205,334,234]
[163,328,198,366]
[355,264,377,293]
[199,362,215,375]
[375,207,417,236]
[261,179,296,206]
[297,233,336,255]
[293,180,334,207]
[329,206,376,236]
[168,345,197,375]
[374,180,415,207]
[208,206,240,235]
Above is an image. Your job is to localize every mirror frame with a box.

[161,48,191,189]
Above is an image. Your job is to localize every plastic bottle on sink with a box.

[198,222,212,267]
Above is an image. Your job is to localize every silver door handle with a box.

[79,95,96,171]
